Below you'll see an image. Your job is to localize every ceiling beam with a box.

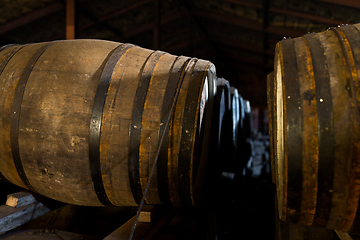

[316,0,360,9]
[79,0,153,31]
[268,7,346,25]
[222,0,347,25]
[164,36,206,53]
[107,9,188,42]
[0,1,63,36]
[221,0,262,9]
[192,10,305,38]
[210,35,274,56]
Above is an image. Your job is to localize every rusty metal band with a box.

[304,33,334,227]
[157,56,191,205]
[128,51,166,205]
[129,58,193,240]
[89,43,134,207]
[11,42,55,192]
[282,39,302,222]
[337,25,360,233]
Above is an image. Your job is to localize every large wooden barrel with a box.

[273,23,360,231]
[0,40,216,207]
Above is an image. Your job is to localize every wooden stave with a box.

[274,23,360,231]
[0,40,215,207]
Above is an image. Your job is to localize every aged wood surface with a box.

[0,39,215,207]
[0,202,51,234]
[6,191,36,208]
[273,23,360,231]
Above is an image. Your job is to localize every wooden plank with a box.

[335,231,360,240]
[0,202,51,234]
[103,214,151,240]
[0,2,63,35]
[6,191,36,208]
[192,10,305,38]
[317,0,360,9]
[66,0,75,40]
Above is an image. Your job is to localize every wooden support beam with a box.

[78,0,153,32]
[335,230,360,240]
[6,192,36,208]
[104,206,178,240]
[268,7,346,25]
[317,0,360,9]
[110,9,188,41]
[164,36,206,53]
[222,0,347,25]
[0,192,52,234]
[222,0,262,9]
[0,2,63,36]
[66,0,76,40]
[192,10,305,38]
[210,35,274,56]
[153,0,160,49]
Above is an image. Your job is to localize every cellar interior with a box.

[0,0,359,239]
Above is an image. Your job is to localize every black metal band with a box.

[304,33,334,227]
[128,51,166,205]
[89,43,134,207]
[157,57,191,205]
[11,42,55,192]
[282,39,302,222]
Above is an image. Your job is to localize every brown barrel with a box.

[273,23,360,231]
[0,40,216,207]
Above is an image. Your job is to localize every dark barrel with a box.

[273,23,360,231]
[0,39,216,207]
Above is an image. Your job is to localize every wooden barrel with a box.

[273,23,360,231]
[0,40,216,207]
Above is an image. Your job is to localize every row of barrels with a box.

[209,78,253,184]
[268,22,360,233]
[0,39,253,207]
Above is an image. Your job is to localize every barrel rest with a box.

[104,206,178,240]
[335,231,360,240]
[0,191,62,234]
